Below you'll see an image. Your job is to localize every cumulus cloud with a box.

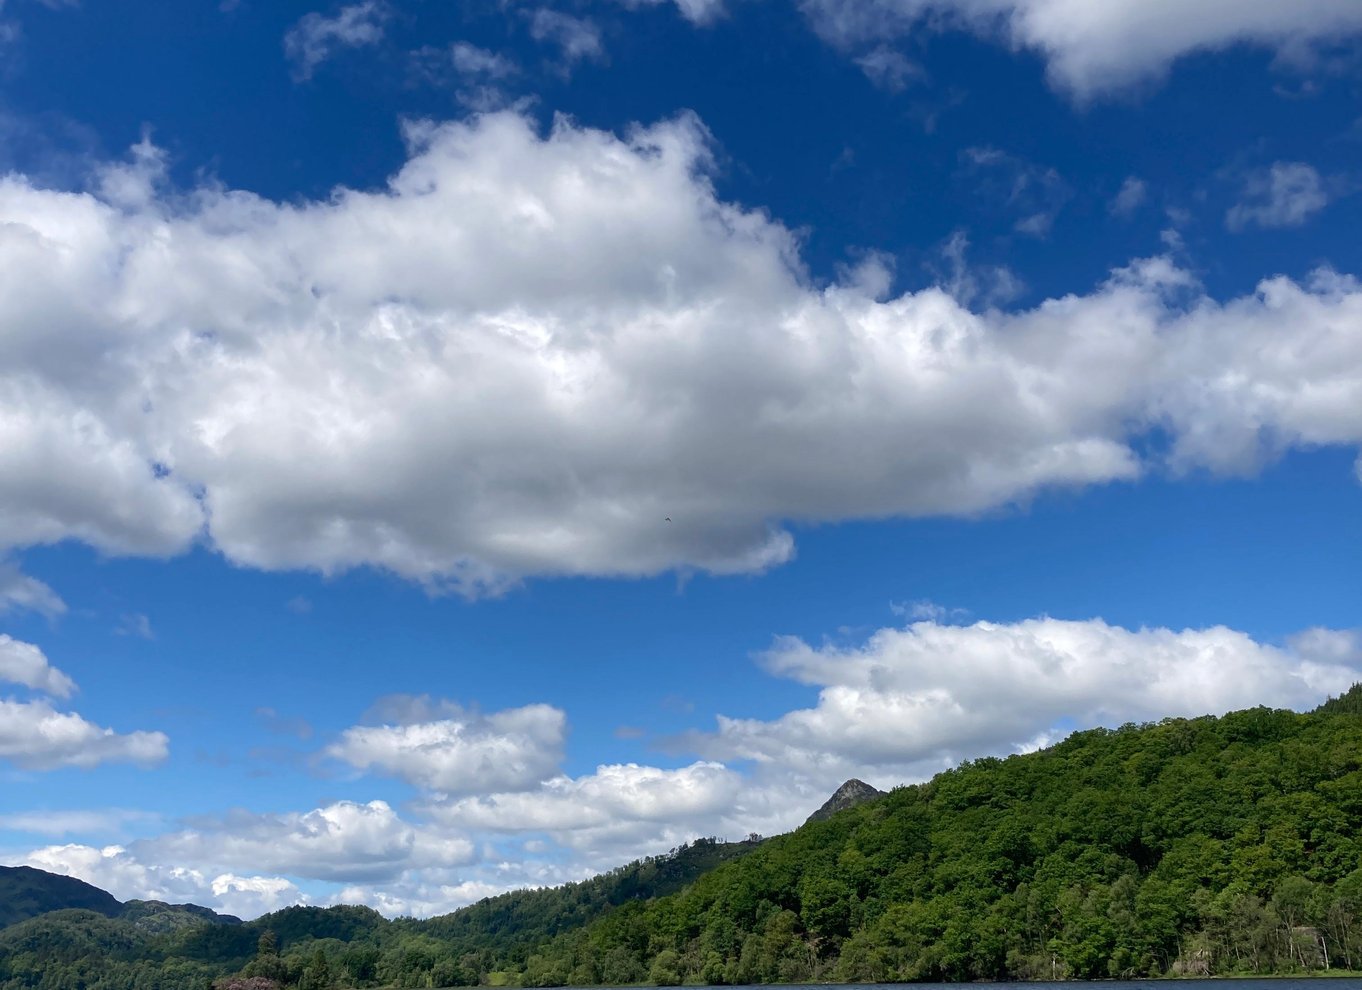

[1,114,1362,592]
[328,700,566,795]
[1226,161,1330,230]
[685,617,1362,789]
[419,760,805,869]
[0,636,167,771]
[0,697,168,770]
[0,633,74,697]
[0,562,65,618]
[20,843,303,918]
[284,1,387,81]
[429,762,740,831]
[153,800,476,883]
[799,0,1362,97]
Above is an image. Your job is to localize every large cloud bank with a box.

[1,112,1361,592]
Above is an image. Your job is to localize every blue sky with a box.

[0,0,1360,918]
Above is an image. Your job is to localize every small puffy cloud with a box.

[528,9,605,68]
[410,42,522,113]
[614,0,726,25]
[0,634,74,697]
[855,46,924,92]
[669,0,726,23]
[1226,161,1329,230]
[0,562,65,618]
[800,0,1362,98]
[449,42,518,80]
[1109,176,1148,217]
[152,800,476,883]
[284,1,387,81]
[685,617,1362,787]
[0,697,168,770]
[328,700,566,795]
[115,612,154,640]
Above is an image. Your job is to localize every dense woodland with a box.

[4,686,1362,990]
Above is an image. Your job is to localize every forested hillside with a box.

[523,702,1362,985]
[3,697,1361,989]
[0,867,121,929]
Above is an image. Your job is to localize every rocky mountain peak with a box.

[805,778,884,824]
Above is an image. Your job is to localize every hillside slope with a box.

[0,866,121,928]
[516,703,1362,984]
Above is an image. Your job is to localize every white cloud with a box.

[19,843,303,918]
[420,760,798,868]
[799,0,1362,97]
[1,115,1362,591]
[0,697,168,770]
[614,0,726,26]
[528,9,605,68]
[151,800,476,883]
[410,42,523,113]
[449,42,517,80]
[328,700,566,795]
[855,46,924,92]
[331,877,510,917]
[430,761,741,833]
[685,617,1362,788]
[0,634,74,697]
[12,616,1360,918]
[1226,161,1330,230]
[0,562,65,618]
[284,1,387,81]
[1109,176,1148,217]
[115,612,154,640]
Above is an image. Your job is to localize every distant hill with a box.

[0,865,121,928]
[0,864,241,933]
[120,899,243,933]
[805,778,883,824]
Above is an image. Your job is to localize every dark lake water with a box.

[559,983,1362,990]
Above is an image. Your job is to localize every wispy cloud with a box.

[1226,161,1330,230]
[528,9,605,72]
[284,1,387,81]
